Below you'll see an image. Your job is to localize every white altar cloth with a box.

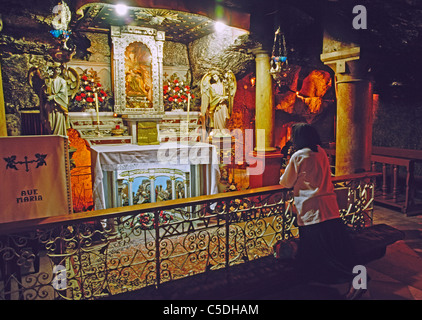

[91,142,220,210]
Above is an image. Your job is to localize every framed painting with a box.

[111,25,165,117]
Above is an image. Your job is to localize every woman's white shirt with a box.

[279,145,340,226]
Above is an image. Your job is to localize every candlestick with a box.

[186,94,190,134]
[94,92,101,136]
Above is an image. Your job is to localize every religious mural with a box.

[124,41,153,108]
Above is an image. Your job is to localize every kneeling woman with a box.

[279,123,364,299]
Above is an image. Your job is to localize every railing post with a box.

[382,163,387,198]
[225,205,230,269]
[392,165,398,202]
[155,209,161,288]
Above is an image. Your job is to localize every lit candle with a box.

[94,92,100,126]
[187,94,190,133]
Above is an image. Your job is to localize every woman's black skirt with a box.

[296,218,357,284]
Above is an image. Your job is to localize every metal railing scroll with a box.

[0,172,378,300]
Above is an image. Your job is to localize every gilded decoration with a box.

[125,42,153,108]
[111,26,164,116]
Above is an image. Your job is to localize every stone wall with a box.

[2,3,419,160]
[0,32,55,135]
[189,30,255,86]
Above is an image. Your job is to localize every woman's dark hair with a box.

[291,123,322,152]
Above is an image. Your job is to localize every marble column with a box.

[253,49,276,152]
[149,175,156,203]
[171,176,176,200]
[321,49,373,175]
[248,48,282,188]
[128,178,134,206]
[320,2,374,176]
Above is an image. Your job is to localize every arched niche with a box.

[111,25,165,119]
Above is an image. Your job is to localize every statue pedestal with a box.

[69,112,131,146]
[248,151,283,188]
[160,111,201,143]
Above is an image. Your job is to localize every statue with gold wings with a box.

[200,69,236,135]
[28,62,79,136]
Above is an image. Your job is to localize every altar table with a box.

[91,142,220,210]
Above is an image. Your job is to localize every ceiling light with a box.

[115,4,128,16]
[214,21,226,33]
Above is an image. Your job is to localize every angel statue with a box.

[28,62,79,136]
[200,70,237,136]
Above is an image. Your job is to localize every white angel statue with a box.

[200,69,236,136]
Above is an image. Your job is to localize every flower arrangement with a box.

[214,197,251,221]
[131,211,173,230]
[70,69,109,111]
[163,76,195,111]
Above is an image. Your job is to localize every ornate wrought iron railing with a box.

[0,172,379,300]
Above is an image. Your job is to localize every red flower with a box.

[85,86,92,91]
[98,97,103,102]
[174,86,180,92]
[169,97,174,102]
[100,90,107,97]
[81,75,88,81]
[75,95,82,101]
[173,79,179,84]
[97,83,102,87]
[86,97,94,103]
[80,93,86,97]
[163,85,169,91]
[184,85,190,90]
[178,98,182,103]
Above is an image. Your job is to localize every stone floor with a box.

[254,204,422,300]
[108,203,422,301]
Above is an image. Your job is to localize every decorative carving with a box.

[134,8,181,26]
[111,26,165,117]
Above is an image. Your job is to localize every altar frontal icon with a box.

[0,135,72,224]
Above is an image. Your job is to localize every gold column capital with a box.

[250,47,269,57]
[320,47,360,74]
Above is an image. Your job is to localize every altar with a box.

[91,142,219,210]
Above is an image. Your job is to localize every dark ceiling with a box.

[0,0,421,91]
[71,4,218,44]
